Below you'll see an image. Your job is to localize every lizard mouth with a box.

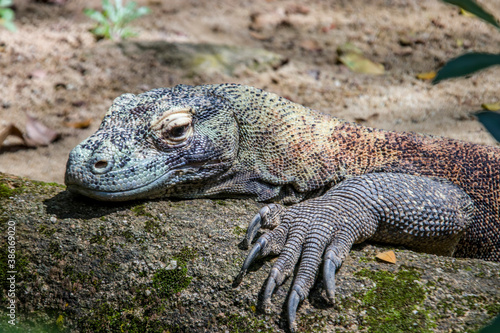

[66,162,225,201]
[66,168,180,201]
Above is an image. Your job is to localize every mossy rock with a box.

[0,172,499,332]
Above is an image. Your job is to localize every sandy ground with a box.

[1,0,500,183]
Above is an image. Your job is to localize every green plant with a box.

[433,0,500,83]
[0,0,15,31]
[433,0,500,141]
[84,0,150,41]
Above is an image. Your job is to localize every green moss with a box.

[48,240,63,259]
[55,314,64,330]
[218,312,273,333]
[0,176,63,201]
[0,244,32,299]
[173,246,198,264]
[90,225,108,245]
[296,312,327,332]
[39,224,58,237]
[0,183,13,198]
[63,265,100,291]
[464,295,481,310]
[152,247,197,297]
[144,219,165,237]
[436,298,454,314]
[475,271,486,278]
[121,229,136,242]
[486,302,500,316]
[426,280,436,287]
[131,204,154,219]
[358,253,375,263]
[354,267,433,333]
[31,180,65,189]
[79,302,144,332]
[152,265,192,297]
[79,300,188,332]
[233,225,246,236]
[0,318,65,333]
[0,182,23,199]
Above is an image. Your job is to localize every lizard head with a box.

[65,84,239,201]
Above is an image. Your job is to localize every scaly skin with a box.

[65,84,500,331]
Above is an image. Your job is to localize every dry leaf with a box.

[338,53,384,75]
[375,250,396,264]
[249,10,286,31]
[395,46,413,57]
[0,122,24,146]
[286,4,310,15]
[300,39,322,52]
[337,42,363,56]
[24,114,59,146]
[460,8,475,18]
[321,23,336,33]
[337,43,384,75]
[416,71,436,80]
[64,118,92,129]
[249,31,271,41]
[29,69,47,80]
[481,102,500,111]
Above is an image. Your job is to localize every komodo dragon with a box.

[65,83,500,331]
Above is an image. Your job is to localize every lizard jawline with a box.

[67,164,219,201]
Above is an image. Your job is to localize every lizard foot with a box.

[235,197,359,332]
[234,173,474,332]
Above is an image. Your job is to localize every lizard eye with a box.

[152,110,193,146]
[170,124,189,139]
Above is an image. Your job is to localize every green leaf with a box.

[135,6,150,17]
[84,9,108,25]
[84,0,149,40]
[0,0,13,8]
[475,111,500,142]
[0,7,14,21]
[432,53,500,83]
[92,25,110,38]
[101,0,113,13]
[442,0,500,29]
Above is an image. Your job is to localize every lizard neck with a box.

[210,84,392,202]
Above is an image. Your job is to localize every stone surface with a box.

[0,173,499,332]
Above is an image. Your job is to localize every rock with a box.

[0,173,499,332]
[119,41,286,76]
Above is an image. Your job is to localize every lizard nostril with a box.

[90,155,114,174]
[94,160,108,169]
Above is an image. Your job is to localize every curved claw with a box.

[263,275,276,310]
[262,267,281,309]
[243,213,262,249]
[323,258,336,302]
[287,289,302,333]
[233,240,264,287]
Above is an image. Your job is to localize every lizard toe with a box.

[235,222,289,286]
[243,204,287,248]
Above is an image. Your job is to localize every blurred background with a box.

[0,0,499,183]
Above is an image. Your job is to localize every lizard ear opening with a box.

[151,109,194,147]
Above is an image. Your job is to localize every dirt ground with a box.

[1,0,500,184]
